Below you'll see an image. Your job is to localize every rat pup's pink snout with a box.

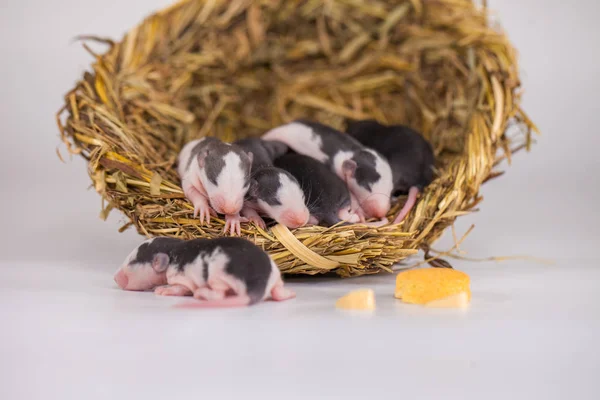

[361,198,390,219]
[221,203,240,215]
[114,270,129,289]
[212,195,242,215]
[281,210,309,228]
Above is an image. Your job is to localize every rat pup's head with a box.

[339,149,393,219]
[196,142,253,215]
[248,168,309,229]
[114,239,171,291]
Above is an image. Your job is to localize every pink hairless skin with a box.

[392,186,419,224]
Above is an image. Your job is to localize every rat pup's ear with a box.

[152,253,170,273]
[342,159,357,182]
[197,149,209,168]
[246,151,254,165]
[247,178,259,199]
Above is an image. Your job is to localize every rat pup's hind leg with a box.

[267,262,295,302]
[270,279,296,302]
[187,272,251,306]
[241,206,266,229]
[155,284,193,296]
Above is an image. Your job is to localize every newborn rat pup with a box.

[178,137,253,236]
[244,166,310,229]
[275,153,361,226]
[114,237,295,307]
[234,138,310,229]
[346,119,435,223]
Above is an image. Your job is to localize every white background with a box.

[1,1,599,399]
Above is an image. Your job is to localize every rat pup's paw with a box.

[241,206,265,229]
[193,200,214,226]
[362,217,389,227]
[155,284,193,297]
[247,215,266,229]
[271,281,296,302]
[354,207,367,223]
[223,214,248,236]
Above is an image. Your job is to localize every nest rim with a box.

[57,0,537,277]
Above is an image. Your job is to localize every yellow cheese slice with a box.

[335,289,376,310]
[425,291,470,308]
[395,268,471,307]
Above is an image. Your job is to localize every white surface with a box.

[2,261,599,399]
[1,0,599,399]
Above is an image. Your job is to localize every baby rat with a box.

[114,237,295,307]
[178,137,253,236]
[262,119,394,221]
[346,119,435,223]
[275,153,360,226]
[244,166,310,229]
[234,138,310,229]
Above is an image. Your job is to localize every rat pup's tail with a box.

[174,295,251,308]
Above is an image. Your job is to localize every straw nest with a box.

[57,0,537,277]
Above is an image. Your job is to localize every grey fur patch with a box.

[204,156,226,186]
[294,119,363,166]
[247,167,285,206]
[263,140,289,160]
[234,138,287,171]
[188,137,252,186]
[275,153,350,226]
[351,150,380,191]
[130,237,182,267]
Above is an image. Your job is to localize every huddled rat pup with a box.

[114,237,295,307]
[346,119,435,223]
[275,153,360,226]
[234,138,310,229]
[244,166,310,229]
[178,137,253,236]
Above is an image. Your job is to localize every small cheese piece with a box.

[425,291,470,308]
[395,268,471,308]
[335,289,376,310]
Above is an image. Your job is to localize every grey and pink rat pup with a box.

[262,119,394,221]
[114,237,295,307]
[346,119,435,223]
[178,137,253,236]
[233,138,310,229]
[275,153,361,226]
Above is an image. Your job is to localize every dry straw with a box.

[56,0,538,277]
